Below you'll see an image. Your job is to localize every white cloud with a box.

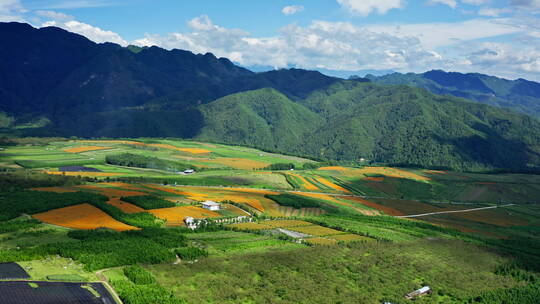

[336,0,405,16]
[511,0,540,9]
[37,0,114,9]
[39,11,127,46]
[461,0,490,5]
[366,18,521,49]
[282,5,304,15]
[428,0,457,8]
[0,0,26,22]
[134,15,442,72]
[478,7,512,17]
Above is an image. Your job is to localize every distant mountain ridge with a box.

[1,22,540,170]
[367,70,540,117]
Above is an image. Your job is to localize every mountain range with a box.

[367,70,540,118]
[1,22,540,171]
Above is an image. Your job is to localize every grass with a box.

[187,231,304,256]
[18,257,97,281]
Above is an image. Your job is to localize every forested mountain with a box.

[197,83,540,170]
[1,22,540,170]
[367,70,540,117]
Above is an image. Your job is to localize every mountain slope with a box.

[367,70,540,117]
[195,82,540,170]
[197,88,323,152]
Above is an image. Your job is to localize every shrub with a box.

[124,265,156,285]
[174,247,208,261]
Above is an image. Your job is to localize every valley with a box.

[1,138,539,303]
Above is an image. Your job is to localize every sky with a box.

[1,0,540,80]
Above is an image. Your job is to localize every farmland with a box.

[1,138,539,303]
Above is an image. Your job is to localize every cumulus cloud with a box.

[478,7,512,17]
[0,0,26,22]
[282,5,304,15]
[38,10,127,46]
[427,0,458,8]
[134,15,442,71]
[336,0,405,16]
[366,18,521,49]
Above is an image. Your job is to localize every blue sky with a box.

[2,0,540,80]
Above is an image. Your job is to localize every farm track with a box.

[95,268,123,304]
[395,204,516,218]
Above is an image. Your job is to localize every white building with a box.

[184,216,197,229]
[201,200,221,211]
[184,169,195,174]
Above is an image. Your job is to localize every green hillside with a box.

[194,82,540,170]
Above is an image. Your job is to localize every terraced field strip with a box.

[33,203,138,231]
[315,177,351,193]
[63,146,113,153]
[286,173,319,190]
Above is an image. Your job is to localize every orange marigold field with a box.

[149,206,220,226]
[147,144,211,154]
[101,182,147,191]
[315,177,350,193]
[201,158,269,169]
[107,198,145,214]
[328,234,374,242]
[304,237,337,246]
[341,197,397,216]
[228,222,272,230]
[33,203,138,231]
[63,146,113,153]
[31,187,78,193]
[288,225,344,236]
[261,220,313,228]
[46,171,120,177]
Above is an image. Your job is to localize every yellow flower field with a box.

[315,177,350,193]
[318,166,430,181]
[63,146,113,153]
[287,173,319,190]
[200,157,269,169]
[33,203,138,231]
[260,219,313,228]
[148,206,220,226]
[287,225,344,236]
